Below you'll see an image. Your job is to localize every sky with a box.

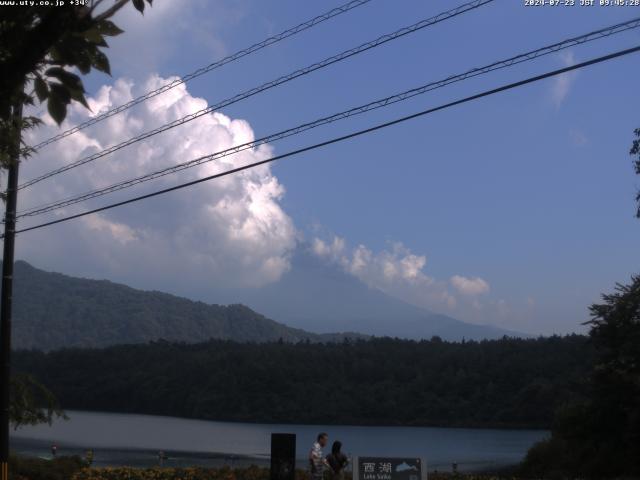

[8,0,640,335]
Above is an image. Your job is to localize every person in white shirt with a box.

[309,432,329,480]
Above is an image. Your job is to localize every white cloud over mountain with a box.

[311,235,495,315]
[450,275,490,296]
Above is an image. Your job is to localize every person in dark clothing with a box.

[326,441,348,480]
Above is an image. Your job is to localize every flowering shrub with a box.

[71,467,527,480]
[72,470,522,480]
[71,466,334,480]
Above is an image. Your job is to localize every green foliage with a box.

[520,438,570,480]
[522,275,640,479]
[14,335,592,429]
[0,0,151,168]
[8,454,86,480]
[9,373,66,429]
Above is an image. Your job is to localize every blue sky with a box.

[15,0,640,335]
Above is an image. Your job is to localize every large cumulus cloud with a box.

[16,74,296,290]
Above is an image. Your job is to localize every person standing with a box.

[326,441,348,480]
[51,444,57,458]
[309,433,328,480]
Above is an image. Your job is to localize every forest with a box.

[14,335,591,429]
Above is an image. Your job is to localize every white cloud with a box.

[18,74,296,289]
[551,51,576,107]
[450,275,490,296]
[313,237,431,286]
[345,242,428,285]
[312,236,346,260]
[311,235,499,313]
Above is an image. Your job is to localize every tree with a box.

[521,276,640,479]
[9,374,66,429]
[582,275,640,476]
[0,0,152,168]
[0,0,151,439]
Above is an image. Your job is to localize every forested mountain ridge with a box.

[9,261,365,350]
[14,335,593,429]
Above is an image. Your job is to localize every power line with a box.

[16,16,640,219]
[10,44,640,238]
[18,0,495,191]
[31,0,374,151]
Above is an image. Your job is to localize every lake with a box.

[11,410,548,472]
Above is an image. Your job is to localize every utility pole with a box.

[0,101,22,480]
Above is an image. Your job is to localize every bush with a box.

[519,437,576,480]
[9,454,86,480]
[72,465,328,480]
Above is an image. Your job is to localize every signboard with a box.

[355,457,425,480]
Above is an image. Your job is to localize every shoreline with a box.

[11,410,545,473]
[10,444,520,474]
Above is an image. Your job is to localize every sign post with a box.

[354,457,427,480]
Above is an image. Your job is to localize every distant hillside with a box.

[9,261,364,351]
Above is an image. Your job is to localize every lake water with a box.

[11,411,548,472]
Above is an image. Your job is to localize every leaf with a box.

[46,69,90,110]
[97,37,109,48]
[49,82,72,104]
[45,66,66,77]
[45,67,84,93]
[82,27,108,46]
[50,36,78,63]
[47,95,66,125]
[91,50,111,75]
[75,52,92,74]
[96,19,124,37]
[69,89,90,110]
[82,27,101,43]
[132,0,145,13]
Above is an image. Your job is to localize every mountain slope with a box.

[10,261,362,351]
[229,248,521,341]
